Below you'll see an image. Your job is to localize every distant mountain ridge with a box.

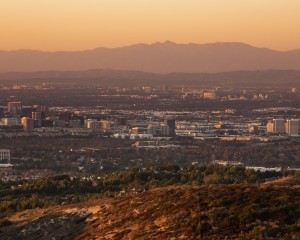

[0,69,299,88]
[1,42,300,73]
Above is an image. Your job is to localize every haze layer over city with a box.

[0,1,299,239]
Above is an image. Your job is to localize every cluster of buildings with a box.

[1,99,178,137]
[1,100,47,132]
[181,90,218,100]
[2,95,300,140]
[267,119,300,136]
[113,118,176,139]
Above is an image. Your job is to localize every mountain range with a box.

[1,42,300,74]
[0,69,299,88]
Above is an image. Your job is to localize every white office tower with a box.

[286,119,299,136]
[273,119,285,134]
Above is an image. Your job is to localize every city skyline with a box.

[1,0,300,51]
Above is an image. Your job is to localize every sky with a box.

[1,0,300,51]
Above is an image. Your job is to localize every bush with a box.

[203,174,222,184]
[0,218,12,228]
[266,227,281,237]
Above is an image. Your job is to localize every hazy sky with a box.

[1,0,300,51]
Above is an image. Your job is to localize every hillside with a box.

[1,42,300,74]
[1,179,299,240]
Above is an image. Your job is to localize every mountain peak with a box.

[160,40,176,45]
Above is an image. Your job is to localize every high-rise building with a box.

[7,102,22,116]
[165,118,176,136]
[147,124,158,136]
[32,112,42,127]
[21,117,35,132]
[266,119,285,134]
[87,119,99,129]
[161,124,170,136]
[33,105,47,119]
[249,124,259,134]
[286,119,299,136]
[0,149,10,162]
[266,121,274,133]
[100,120,111,133]
[273,119,285,133]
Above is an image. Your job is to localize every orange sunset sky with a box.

[1,0,300,51]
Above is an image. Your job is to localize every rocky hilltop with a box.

[1,179,299,240]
